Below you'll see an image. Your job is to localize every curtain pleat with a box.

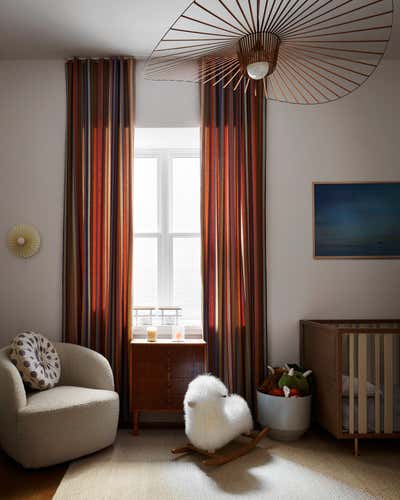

[201,80,267,409]
[63,58,134,421]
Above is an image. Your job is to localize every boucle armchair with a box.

[0,342,119,468]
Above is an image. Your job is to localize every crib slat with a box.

[349,334,355,434]
[384,335,393,434]
[374,335,381,434]
[358,334,368,434]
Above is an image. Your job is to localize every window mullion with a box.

[166,151,175,305]
[159,151,170,307]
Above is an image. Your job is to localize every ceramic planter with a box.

[257,391,312,441]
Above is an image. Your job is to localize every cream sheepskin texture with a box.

[184,374,253,453]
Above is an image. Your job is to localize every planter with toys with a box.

[257,364,313,441]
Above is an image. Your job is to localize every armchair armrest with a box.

[0,347,27,412]
[55,343,115,391]
[0,347,27,457]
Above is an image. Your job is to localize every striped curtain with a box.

[201,80,267,409]
[63,58,135,421]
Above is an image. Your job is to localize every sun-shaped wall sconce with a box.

[7,224,41,258]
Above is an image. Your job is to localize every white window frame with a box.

[134,147,201,327]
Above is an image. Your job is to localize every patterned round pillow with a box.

[9,331,60,390]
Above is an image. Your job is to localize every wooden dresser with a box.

[129,339,207,434]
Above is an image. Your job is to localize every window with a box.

[133,147,201,326]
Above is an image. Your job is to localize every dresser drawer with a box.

[134,378,169,409]
[168,377,192,409]
[168,346,204,379]
[132,345,168,379]
[130,340,207,434]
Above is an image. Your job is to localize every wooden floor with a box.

[0,449,68,500]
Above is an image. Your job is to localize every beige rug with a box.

[54,429,400,500]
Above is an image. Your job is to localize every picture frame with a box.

[313,182,400,259]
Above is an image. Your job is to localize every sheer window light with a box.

[133,128,202,332]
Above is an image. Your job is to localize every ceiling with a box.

[0,0,399,60]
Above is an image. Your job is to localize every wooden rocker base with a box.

[171,427,269,466]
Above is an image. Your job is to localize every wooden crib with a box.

[300,319,400,455]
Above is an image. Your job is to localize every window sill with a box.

[132,324,203,340]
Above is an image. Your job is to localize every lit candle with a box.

[172,326,185,342]
[147,327,157,342]
[175,331,183,341]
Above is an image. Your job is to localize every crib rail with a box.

[300,319,400,440]
[342,329,399,437]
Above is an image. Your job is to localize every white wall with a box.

[0,58,399,361]
[135,60,199,127]
[267,58,400,365]
[0,60,66,346]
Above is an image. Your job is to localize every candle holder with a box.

[171,324,185,342]
[146,327,157,342]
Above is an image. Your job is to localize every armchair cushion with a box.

[9,332,60,390]
[21,385,116,415]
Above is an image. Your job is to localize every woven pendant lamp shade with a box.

[144,0,393,104]
[237,32,280,78]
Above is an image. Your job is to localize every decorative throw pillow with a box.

[9,331,60,390]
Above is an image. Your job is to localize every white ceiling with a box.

[0,0,399,59]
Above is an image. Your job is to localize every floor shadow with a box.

[172,439,272,495]
[204,447,272,495]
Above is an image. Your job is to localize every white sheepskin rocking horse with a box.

[171,374,269,465]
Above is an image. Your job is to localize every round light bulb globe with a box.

[17,237,26,246]
[247,61,269,80]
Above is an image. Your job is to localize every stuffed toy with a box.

[278,368,312,396]
[287,363,315,394]
[258,364,313,398]
[184,374,253,453]
[258,365,286,394]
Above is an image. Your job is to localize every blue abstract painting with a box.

[314,183,400,258]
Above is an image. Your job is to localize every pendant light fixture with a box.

[144,0,393,104]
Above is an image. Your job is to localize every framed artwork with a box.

[313,182,400,259]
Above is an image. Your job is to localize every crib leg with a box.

[353,438,359,457]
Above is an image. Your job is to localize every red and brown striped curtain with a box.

[63,58,135,420]
[201,80,267,409]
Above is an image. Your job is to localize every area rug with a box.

[54,429,400,499]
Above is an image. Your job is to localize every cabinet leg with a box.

[353,438,359,457]
[133,410,139,436]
